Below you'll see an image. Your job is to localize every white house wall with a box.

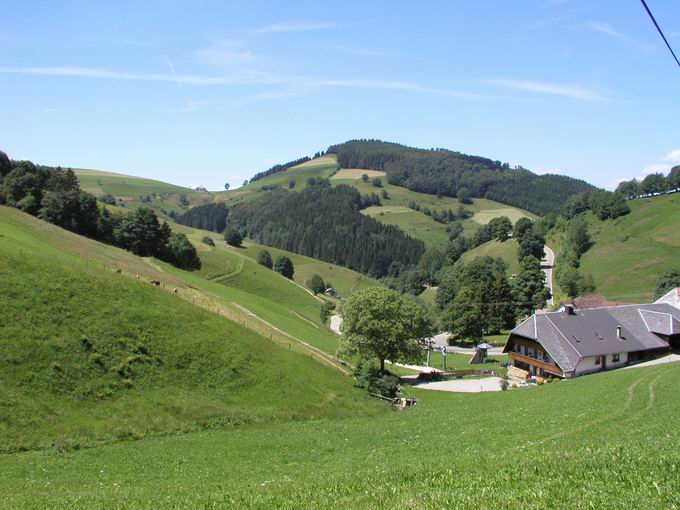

[575,352,628,376]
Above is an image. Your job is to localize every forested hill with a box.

[178,184,425,277]
[326,140,595,215]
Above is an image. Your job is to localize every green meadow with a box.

[2,361,678,508]
[460,238,521,275]
[0,207,378,453]
[552,193,680,302]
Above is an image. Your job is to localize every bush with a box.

[257,249,273,269]
[224,228,242,247]
[353,359,399,398]
[320,301,336,323]
[202,236,215,246]
[100,194,116,205]
[274,256,294,279]
[371,178,382,188]
[307,274,326,295]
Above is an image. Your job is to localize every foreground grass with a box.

[0,208,378,452]
[2,363,678,508]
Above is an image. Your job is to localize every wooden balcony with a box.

[508,352,563,376]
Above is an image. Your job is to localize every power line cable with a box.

[639,0,680,69]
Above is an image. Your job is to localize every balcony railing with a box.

[508,352,563,375]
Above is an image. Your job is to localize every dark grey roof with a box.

[506,303,679,373]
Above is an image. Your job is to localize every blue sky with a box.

[0,0,678,190]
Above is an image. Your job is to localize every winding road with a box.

[541,245,555,308]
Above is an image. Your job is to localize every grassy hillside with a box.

[460,238,521,275]
[553,193,680,302]
[2,360,678,507]
[240,155,339,191]
[75,156,535,251]
[170,222,382,353]
[0,207,378,452]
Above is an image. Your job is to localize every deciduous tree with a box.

[341,287,433,371]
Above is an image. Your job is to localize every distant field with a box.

[240,155,339,191]
[74,169,192,196]
[330,168,386,180]
[576,193,680,302]
[460,238,521,275]
[72,157,535,251]
[362,205,451,247]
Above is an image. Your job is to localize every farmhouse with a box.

[655,287,680,309]
[503,303,680,378]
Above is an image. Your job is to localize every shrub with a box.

[500,378,509,391]
[353,359,399,398]
[202,236,215,246]
[320,301,336,323]
[224,228,242,247]
[371,178,382,188]
[100,194,116,205]
[307,274,326,295]
[257,249,273,269]
[274,256,294,279]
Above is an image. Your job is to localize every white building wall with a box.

[575,356,603,376]
[575,352,628,376]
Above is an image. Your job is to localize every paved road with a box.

[624,353,680,369]
[541,245,555,307]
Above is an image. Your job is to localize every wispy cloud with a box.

[43,107,59,113]
[586,21,625,39]
[585,21,653,51]
[0,65,279,85]
[0,64,509,103]
[194,40,255,66]
[487,78,605,101]
[663,149,680,163]
[530,16,569,31]
[222,89,307,109]
[252,22,338,35]
[325,46,400,58]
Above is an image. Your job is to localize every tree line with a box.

[615,167,680,199]
[0,150,200,270]
[326,139,595,215]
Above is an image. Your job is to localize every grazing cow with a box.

[115,269,122,274]
[149,280,161,286]
[136,274,140,279]
[172,288,178,293]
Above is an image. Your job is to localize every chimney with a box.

[565,304,576,316]
[616,326,622,339]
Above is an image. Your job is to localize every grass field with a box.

[0,207,378,453]
[239,155,339,191]
[552,193,680,302]
[330,168,386,180]
[362,205,452,247]
[2,361,678,507]
[460,238,521,275]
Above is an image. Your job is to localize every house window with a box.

[612,353,620,363]
[595,356,602,365]
[542,351,549,361]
